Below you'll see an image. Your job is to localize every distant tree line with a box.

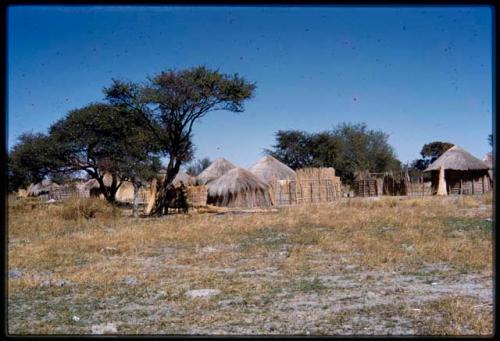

[265,122,401,184]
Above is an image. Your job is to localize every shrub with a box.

[8,196,41,213]
[59,197,118,221]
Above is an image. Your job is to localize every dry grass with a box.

[416,296,493,335]
[7,193,493,335]
[58,197,119,221]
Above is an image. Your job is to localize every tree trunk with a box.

[132,181,140,218]
[96,174,119,204]
[150,158,181,216]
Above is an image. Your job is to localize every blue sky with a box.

[8,5,493,168]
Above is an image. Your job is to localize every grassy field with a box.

[7,194,493,335]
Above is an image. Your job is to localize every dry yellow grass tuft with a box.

[56,197,120,221]
[417,296,493,335]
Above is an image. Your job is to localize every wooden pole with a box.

[472,178,475,195]
[295,180,298,205]
[319,178,322,202]
[482,176,485,194]
[460,178,463,195]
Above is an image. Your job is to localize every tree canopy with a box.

[104,66,256,214]
[49,103,162,202]
[8,132,64,192]
[411,141,454,171]
[266,122,401,183]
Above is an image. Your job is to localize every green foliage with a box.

[265,130,317,169]
[49,103,162,202]
[332,123,401,182]
[411,141,454,171]
[292,277,327,293]
[104,66,256,214]
[105,67,255,167]
[186,157,212,176]
[266,122,401,183]
[8,132,64,192]
[442,217,493,233]
[420,141,454,160]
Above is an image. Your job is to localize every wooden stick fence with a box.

[271,179,342,206]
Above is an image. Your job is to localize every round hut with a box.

[173,170,196,186]
[424,145,491,195]
[196,157,236,185]
[83,173,113,198]
[207,167,272,208]
[27,179,60,197]
[248,155,296,184]
[483,152,493,183]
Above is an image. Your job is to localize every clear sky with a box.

[8,5,493,168]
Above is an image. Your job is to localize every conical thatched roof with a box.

[196,157,236,185]
[483,153,493,169]
[83,173,114,190]
[207,167,272,208]
[424,145,490,172]
[249,155,296,184]
[173,170,195,186]
[27,179,60,196]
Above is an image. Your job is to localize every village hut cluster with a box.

[352,145,493,197]
[19,144,493,211]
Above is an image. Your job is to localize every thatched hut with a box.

[47,180,90,200]
[207,167,272,208]
[248,155,296,184]
[83,173,113,198]
[352,171,382,197]
[196,157,236,185]
[424,145,491,195]
[173,170,196,186]
[27,179,60,197]
[144,170,203,214]
[483,152,493,183]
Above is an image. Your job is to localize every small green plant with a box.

[293,277,327,293]
[442,217,492,233]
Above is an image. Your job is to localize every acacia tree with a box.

[104,66,256,215]
[118,134,162,217]
[49,103,162,203]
